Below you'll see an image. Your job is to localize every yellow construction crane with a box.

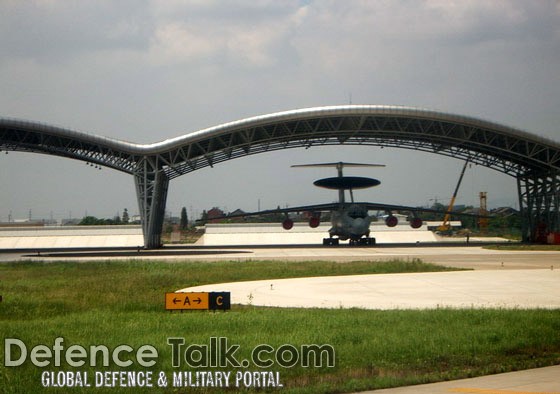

[437,160,469,232]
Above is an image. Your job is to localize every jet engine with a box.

[385,215,398,227]
[309,217,321,228]
[282,218,294,230]
[410,217,423,229]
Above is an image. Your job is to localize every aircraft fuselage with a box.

[329,204,372,241]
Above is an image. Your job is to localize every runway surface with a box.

[6,243,558,271]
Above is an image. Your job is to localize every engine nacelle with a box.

[282,218,294,230]
[410,217,423,229]
[309,217,321,228]
[385,215,398,227]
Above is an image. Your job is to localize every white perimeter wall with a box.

[0,226,144,248]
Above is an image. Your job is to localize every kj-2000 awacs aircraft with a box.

[216,162,478,246]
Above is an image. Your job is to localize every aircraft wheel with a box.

[354,237,376,246]
[323,238,339,246]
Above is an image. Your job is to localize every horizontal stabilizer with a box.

[291,162,385,168]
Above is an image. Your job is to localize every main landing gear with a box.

[323,237,376,246]
[350,237,376,246]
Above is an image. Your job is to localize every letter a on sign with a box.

[165,292,209,310]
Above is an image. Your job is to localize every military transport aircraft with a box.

[218,162,474,246]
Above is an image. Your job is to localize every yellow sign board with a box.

[165,292,209,310]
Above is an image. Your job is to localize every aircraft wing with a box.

[220,203,342,219]
[361,202,453,216]
[360,202,491,218]
[204,201,489,221]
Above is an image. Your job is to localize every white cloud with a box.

[151,22,218,63]
[147,1,307,68]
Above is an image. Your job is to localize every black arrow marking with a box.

[194,297,201,304]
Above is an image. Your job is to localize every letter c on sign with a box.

[216,296,223,305]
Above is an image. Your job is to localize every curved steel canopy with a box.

[1,105,559,247]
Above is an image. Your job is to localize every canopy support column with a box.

[134,157,169,249]
[517,171,560,243]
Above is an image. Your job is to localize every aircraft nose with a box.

[353,217,364,226]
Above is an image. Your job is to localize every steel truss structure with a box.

[1,106,559,247]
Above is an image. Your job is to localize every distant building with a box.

[229,209,246,217]
[207,207,224,218]
[491,207,518,217]
[207,207,225,223]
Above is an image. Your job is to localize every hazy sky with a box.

[1,0,559,222]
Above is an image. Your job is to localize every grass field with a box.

[1,259,559,393]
